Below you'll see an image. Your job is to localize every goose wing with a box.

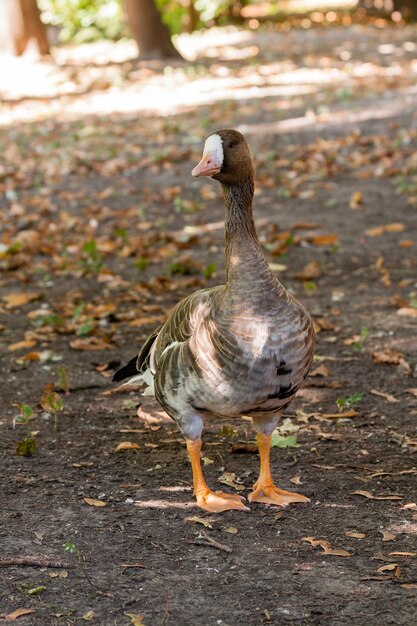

[112,285,224,384]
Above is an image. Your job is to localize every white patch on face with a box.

[204,133,224,166]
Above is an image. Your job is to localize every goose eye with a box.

[228,141,236,149]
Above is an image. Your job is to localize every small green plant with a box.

[134,257,149,271]
[41,385,64,431]
[115,227,128,241]
[16,436,37,457]
[75,319,94,336]
[337,86,353,102]
[219,425,238,439]
[57,365,70,394]
[170,259,198,276]
[277,186,290,198]
[63,540,78,554]
[270,434,298,448]
[81,240,103,274]
[14,404,33,425]
[283,233,295,248]
[122,398,137,410]
[21,582,46,596]
[151,148,169,164]
[304,281,318,292]
[203,263,217,279]
[6,241,21,254]
[336,392,364,412]
[201,116,212,130]
[353,327,369,352]
[173,196,189,213]
[173,196,199,214]
[72,302,85,323]
[31,312,64,329]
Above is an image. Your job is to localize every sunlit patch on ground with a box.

[1,24,417,124]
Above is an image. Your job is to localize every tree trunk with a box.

[123,0,183,60]
[358,0,417,20]
[0,0,49,56]
[186,0,199,34]
[393,0,417,20]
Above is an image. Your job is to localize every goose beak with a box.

[191,152,222,178]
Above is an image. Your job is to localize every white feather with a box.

[124,367,155,396]
[161,341,181,357]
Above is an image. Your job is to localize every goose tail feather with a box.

[112,356,138,382]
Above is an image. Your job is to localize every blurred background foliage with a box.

[38,0,125,42]
[37,0,239,43]
[35,1,417,46]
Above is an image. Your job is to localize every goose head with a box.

[192,129,254,186]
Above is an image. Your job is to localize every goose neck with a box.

[222,176,273,289]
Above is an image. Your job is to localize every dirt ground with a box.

[1,23,417,626]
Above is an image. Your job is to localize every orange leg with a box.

[186,439,249,512]
[248,433,310,506]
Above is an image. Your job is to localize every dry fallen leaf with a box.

[351,491,403,501]
[3,292,41,308]
[380,529,397,542]
[345,530,366,539]
[83,497,107,507]
[388,522,417,535]
[290,475,302,485]
[49,570,68,578]
[7,339,37,351]
[396,307,417,318]
[343,334,360,346]
[70,337,112,351]
[82,611,95,621]
[349,191,363,209]
[302,536,351,557]
[115,441,140,452]
[218,472,245,492]
[225,526,238,534]
[187,516,213,528]
[365,223,405,237]
[293,261,321,281]
[389,551,416,557]
[372,349,411,374]
[377,563,399,573]
[320,410,358,419]
[4,608,36,621]
[22,351,52,362]
[308,364,329,378]
[308,234,339,246]
[369,389,399,403]
[125,614,146,626]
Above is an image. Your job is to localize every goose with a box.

[113,129,315,512]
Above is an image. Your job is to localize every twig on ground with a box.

[0,556,71,568]
[78,554,96,593]
[192,530,232,553]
